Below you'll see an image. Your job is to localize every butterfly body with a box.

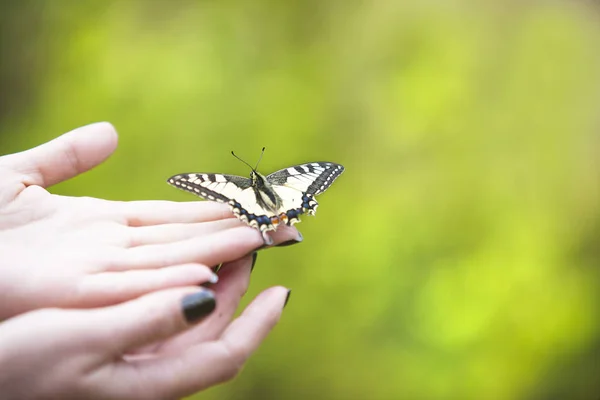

[168,157,344,241]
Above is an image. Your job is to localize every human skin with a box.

[0,122,295,399]
[0,122,301,320]
[0,258,291,399]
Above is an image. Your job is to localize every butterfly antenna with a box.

[231,151,255,171]
[254,147,266,170]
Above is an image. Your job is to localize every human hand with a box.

[0,253,290,400]
[0,123,301,320]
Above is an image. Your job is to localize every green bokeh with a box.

[1,1,600,399]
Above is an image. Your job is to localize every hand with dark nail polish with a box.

[0,282,290,399]
[0,123,302,321]
[0,123,297,400]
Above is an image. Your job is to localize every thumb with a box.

[93,287,216,354]
[0,122,118,188]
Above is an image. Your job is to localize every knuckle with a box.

[18,184,49,201]
[122,226,138,248]
[61,140,83,177]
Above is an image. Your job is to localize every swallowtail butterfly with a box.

[167,148,344,243]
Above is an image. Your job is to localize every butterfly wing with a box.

[167,173,252,203]
[167,173,279,233]
[266,162,344,222]
[167,161,344,235]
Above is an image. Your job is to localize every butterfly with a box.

[167,148,344,243]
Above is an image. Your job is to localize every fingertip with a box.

[73,121,119,155]
[64,121,119,173]
[25,122,121,187]
[85,121,117,134]
[169,263,218,285]
[268,225,302,248]
[91,121,117,131]
[245,286,290,316]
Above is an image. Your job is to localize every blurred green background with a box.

[2,1,600,399]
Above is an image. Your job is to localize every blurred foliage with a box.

[2,1,600,399]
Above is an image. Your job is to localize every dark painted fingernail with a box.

[182,290,216,324]
[276,239,301,247]
[276,232,303,247]
[251,252,258,272]
[284,289,291,309]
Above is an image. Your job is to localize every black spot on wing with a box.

[221,175,253,189]
[265,169,291,185]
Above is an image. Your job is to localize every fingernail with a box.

[251,252,258,272]
[284,289,291,309]
[182,290,216,324]
[262,231,274,246]
[276,232,303,247]
[200,272,219,288]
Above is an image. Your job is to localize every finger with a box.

[110,226,265,271]
[149,254,254,353]
[218,286,290,357]
[185,256,254,340]
[124,218,244,247]
[118,200,233,226]
[0,122,118,188]
[121,286,289,399]
[265,224,303,248]
[77,264,218,307]
[92,287,217,356]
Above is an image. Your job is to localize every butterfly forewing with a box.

[167,173,251,203]
[267,162,345,196]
